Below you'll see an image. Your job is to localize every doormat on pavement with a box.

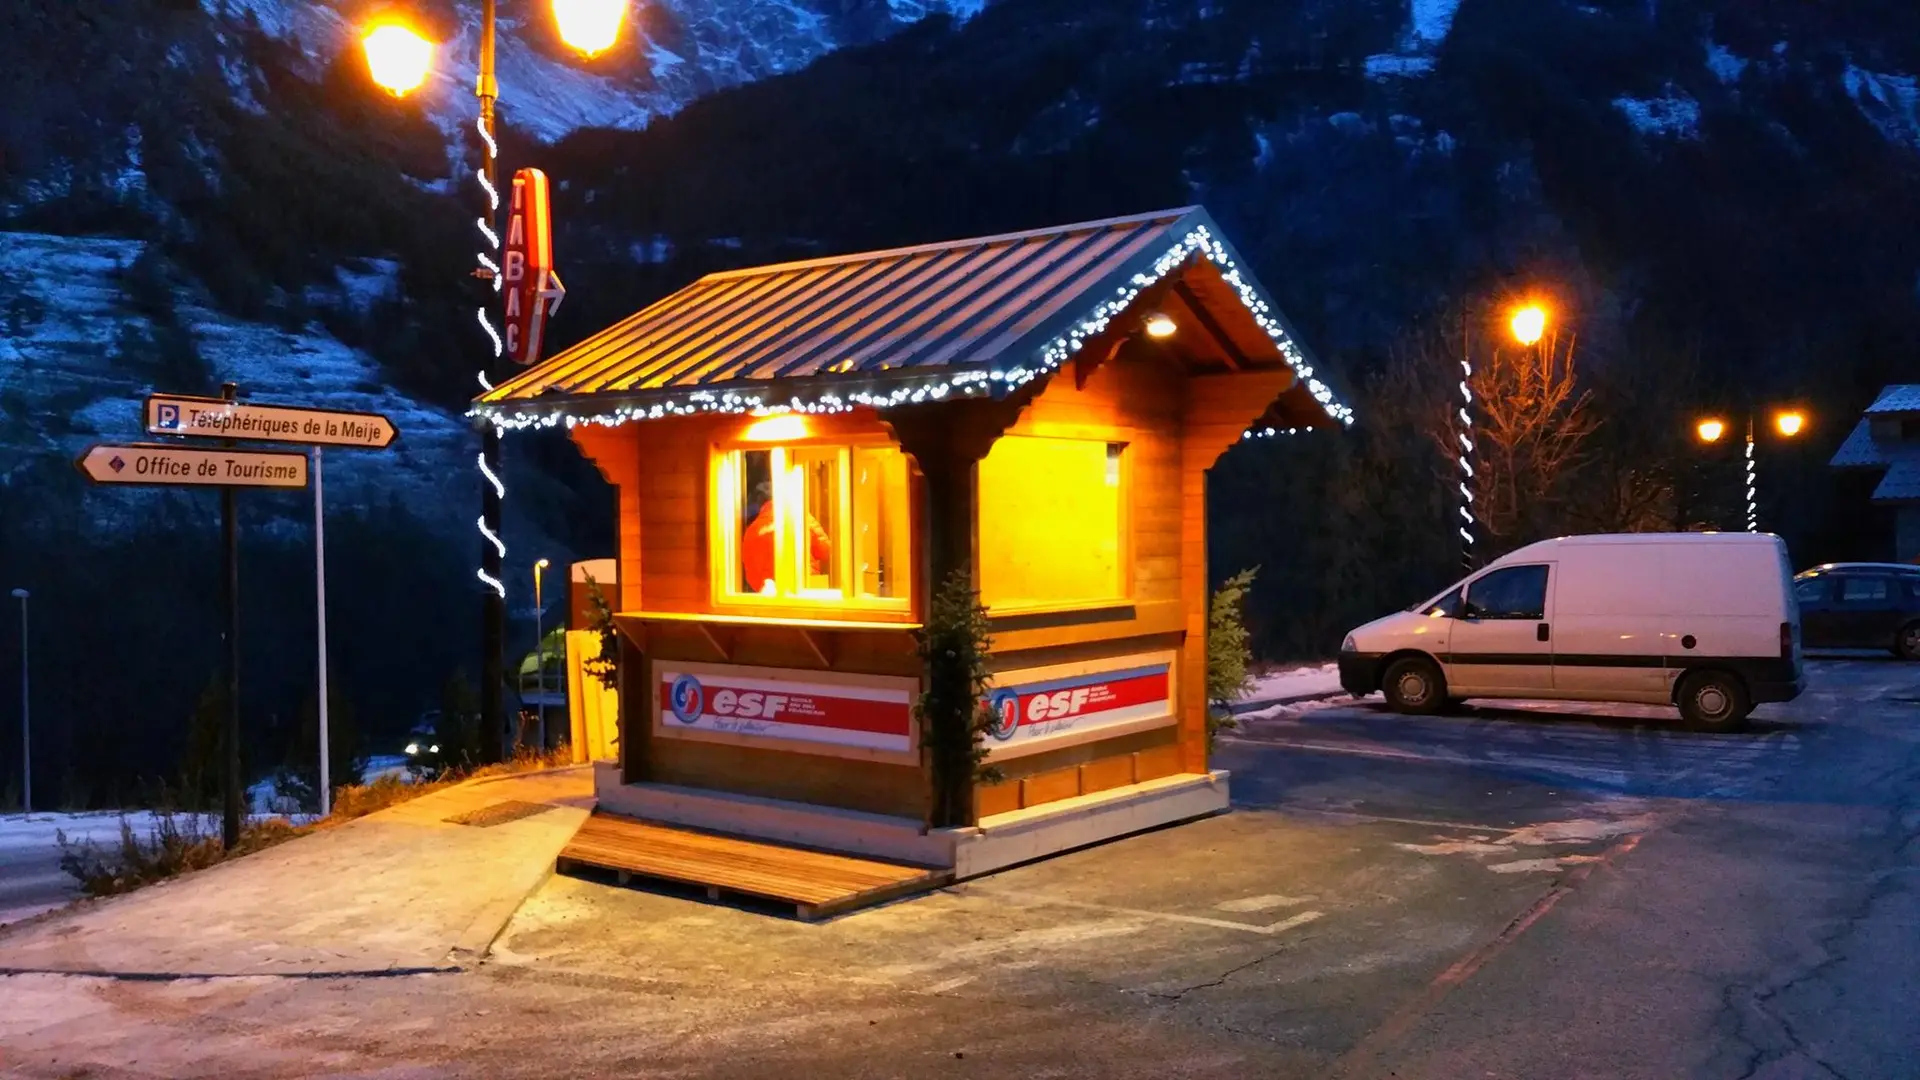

[444,800,557,828]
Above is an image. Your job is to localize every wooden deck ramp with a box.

[557,812,951,920]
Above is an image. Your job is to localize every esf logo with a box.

[984,684,1103,740]
[668,675,704,724]
[668,674,792,725]
[986,690,1020,742]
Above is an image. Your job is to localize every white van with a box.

[1338,533,1804,731]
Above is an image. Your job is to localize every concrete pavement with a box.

[1,662,1917,1078]
[0,766,591,977]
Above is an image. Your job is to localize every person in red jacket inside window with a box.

[742,481,831,594]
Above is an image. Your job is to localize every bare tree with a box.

[1380,315,1598,558]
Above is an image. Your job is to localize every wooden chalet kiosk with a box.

[476,207,1354,916]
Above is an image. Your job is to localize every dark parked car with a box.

[1793,563,1920,660]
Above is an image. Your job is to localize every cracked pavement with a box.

[2,659,1916,1078]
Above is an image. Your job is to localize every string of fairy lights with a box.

[468,224,1357,437]
[474,115,508,601]
[1745,434,1758,532]
[1457,350,1476,563]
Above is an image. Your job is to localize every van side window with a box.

[1423,588,1464,618]
[1465,565,1550,620]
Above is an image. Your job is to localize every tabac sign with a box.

[503,166,566,366]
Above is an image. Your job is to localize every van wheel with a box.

[1896,621,1920,662]
[1678,670,1750,732]
[1382,657,1446,715]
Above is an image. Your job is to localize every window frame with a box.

[1462,564,1551,621]
[708,433,914,616]
[975,432,1136,617]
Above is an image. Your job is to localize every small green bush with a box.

[1206,567,1260,747]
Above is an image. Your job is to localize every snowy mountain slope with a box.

[0,232,555,570]
[208,0,983,145]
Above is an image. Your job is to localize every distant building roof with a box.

[1830,384,1920,505]
[473,207,1352,433]
[1865,384,1920,416]
[1875,460,1920,503]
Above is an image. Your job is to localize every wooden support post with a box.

[617,629,650,786]
[887,398,1026,828]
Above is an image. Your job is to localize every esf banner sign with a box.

[502,167,565,367]
[657,664,913,755]
[982,654,1175,758]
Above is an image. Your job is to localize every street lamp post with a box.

[9,588,27,817]
[533,557,550,751]
[1694,409,1806,531]
[1459,301,1549,570]
[360,0,624,763]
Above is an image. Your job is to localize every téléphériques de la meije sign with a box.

[503,166,566,367]
[72,384,402,852]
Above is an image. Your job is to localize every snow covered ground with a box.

[1230,661,1346,713]
[0,810,290,927]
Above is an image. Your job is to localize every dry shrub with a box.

[55,749,578,898]
[59,813,310,897]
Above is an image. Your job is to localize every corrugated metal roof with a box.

[1873,459,1920,504]
[1830,419,1892,468]
[474,206,1351,429]
[1867,384,1920,415]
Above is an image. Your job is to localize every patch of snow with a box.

[1487,854,1603,873]
[1366,53,1435,80]
[1613,91,1701,138]
[1170,60,1231,86]
[1705,39,1747,85]
[630,236,676,264]
[888,0,985,20]
[331,258,402,312]
[1844,65,1920,147]
[1243,661,1341,705]
[1410,0,1461,45]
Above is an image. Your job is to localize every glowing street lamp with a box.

[1692,409,1807,531]
[552,0,627,56]
[360,0,626,764]
[361,22,435,96]
[1144,313,1177,339]
[1509,304,1548,347]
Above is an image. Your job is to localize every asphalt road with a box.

[3,659,1917,1078]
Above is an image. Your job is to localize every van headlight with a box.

[1341,634,1357,653]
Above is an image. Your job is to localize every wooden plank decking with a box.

[556,812,951,920]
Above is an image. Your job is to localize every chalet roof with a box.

[472,207,1352,433]
[1829,384,1920,505]
[1866,384,1920,416]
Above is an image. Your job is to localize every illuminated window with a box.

[713,441,911,608]
[978,435,1127,611]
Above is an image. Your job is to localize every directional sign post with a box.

[141,393,397,817]
[145,395,397,450]
[76,443,310,488]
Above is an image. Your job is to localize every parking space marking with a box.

[971,892,1326,936]
[1213,894,1311,913]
